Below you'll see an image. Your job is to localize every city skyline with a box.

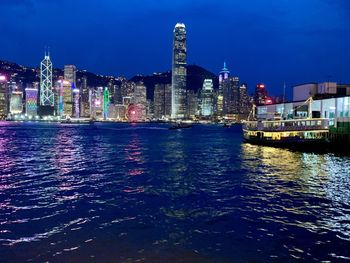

[0,0,350,95]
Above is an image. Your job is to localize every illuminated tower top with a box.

[40,51,54,106]
[219,62,230,86]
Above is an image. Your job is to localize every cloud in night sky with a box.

[0,0,349,96]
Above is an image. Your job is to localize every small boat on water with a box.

[169,123,193,130]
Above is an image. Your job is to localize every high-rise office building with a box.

[91,87,103,119]
[223,77,240,115]
[172,23,187,119]
[154,83,172,119]
[0,75,8,119]
[80,76,90,117]
[200,79,214,117]
[239,83,251,115]
[113,83,123,105]
[219,62,230,86]
[25,86,38,116]
[121,80,135,98]
[64,65,77,84]
[62,65,76,117]
[72,84,80,118]
[40,53,54,107]
[103,87,110,119]
[133,82,147,120]
[217,63,230,116]
[10,85,23,115]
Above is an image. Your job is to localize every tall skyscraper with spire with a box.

[171,23,187,119]
[39,51,54,107]
[216,62,230,116]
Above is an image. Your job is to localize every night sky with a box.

[0,0,349,96]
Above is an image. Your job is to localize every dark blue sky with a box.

[0,0,349,96]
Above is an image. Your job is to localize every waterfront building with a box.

[257,82,350,121]
[172,23,187,119]
[200,79,214,117]
[293,82,350,101]
[39,52,54,108]
[0,75,8,119]
[153,83,172,119]
[25,86,38,116]
[256,95,350,123]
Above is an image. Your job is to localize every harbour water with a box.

[0,122,349,262]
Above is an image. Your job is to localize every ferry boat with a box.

[242,118,330,148]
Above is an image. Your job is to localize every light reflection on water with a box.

[0,122,349,262]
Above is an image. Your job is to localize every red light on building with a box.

[265,97,273,104]
[258,84,265,89]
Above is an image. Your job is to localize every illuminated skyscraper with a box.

[239,83,252,115]
[55,78,64,116]
[64,65,76,84]
[200,79,214,117]
[91,87,103,119]
[25,87,38,116]
[121,80,135,98]
[103,87,110,119]
[62,65,76,117]
[223,77,240,115]
[40,52,54,106]
[219,62,230,87]
[72,84,80,118]
[0,75,8,119]
[217,62,230,117]
[80,76,90,117]
[172,23,187,119]
[133,82,147,120]
[10,85,23,115]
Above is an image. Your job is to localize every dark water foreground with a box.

[0,122,349,262]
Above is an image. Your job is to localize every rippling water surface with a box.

[0,122,349,262]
